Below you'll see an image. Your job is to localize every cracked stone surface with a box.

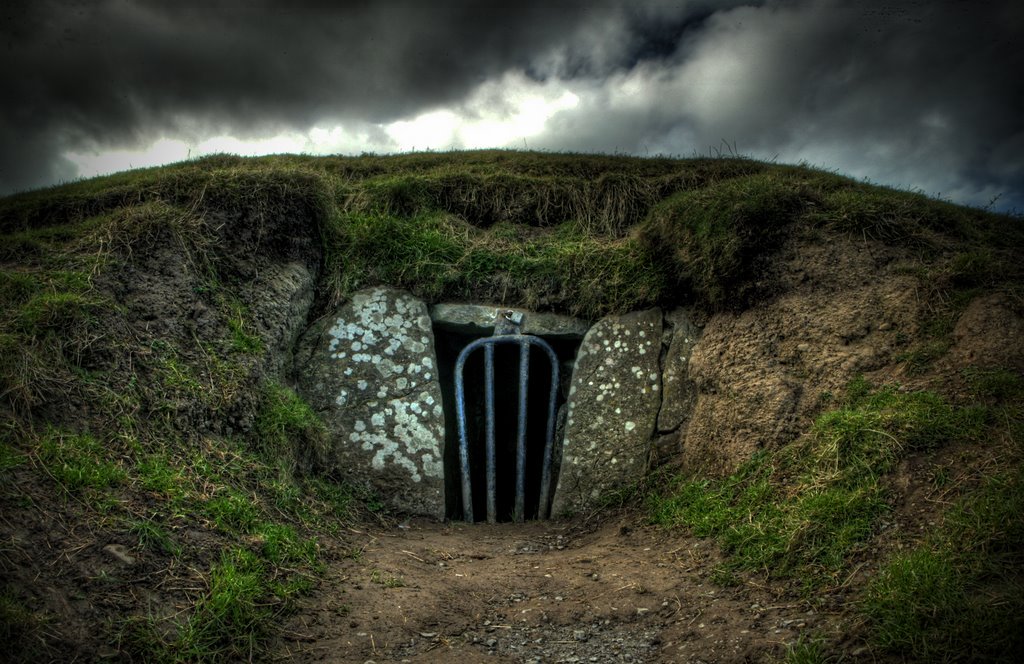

[253,261,316,377]
[658,308,703,433]
[297,287,445,518]
[551,308,662,517]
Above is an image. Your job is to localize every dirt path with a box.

[276,513,851,663]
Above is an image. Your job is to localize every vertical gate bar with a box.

[514,340,530,522]
[538,349,560,519]
[484,343,497,523]
[455,350,474,522]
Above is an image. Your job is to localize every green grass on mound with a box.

[1,150,1021,660]
[650,370,1024,661]
[648,378,990,588]
[4,151,1018,318]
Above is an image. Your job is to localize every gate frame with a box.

[454,323,560,523]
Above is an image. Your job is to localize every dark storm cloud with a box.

[0,0,649,192]
[563,0,1022,211]
[1,0,1021,212]
[531,1,1024,210]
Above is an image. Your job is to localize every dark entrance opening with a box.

[433,325,580,522]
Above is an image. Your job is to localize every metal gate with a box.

[454,311,560,523]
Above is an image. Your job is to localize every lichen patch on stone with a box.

[298,287,445,518]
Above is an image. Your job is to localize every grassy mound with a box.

[4,150,1017,318]
[1,150,1021,660]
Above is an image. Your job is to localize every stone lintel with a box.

[429,303,590,340]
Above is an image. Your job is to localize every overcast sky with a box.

[2,0,1021,212]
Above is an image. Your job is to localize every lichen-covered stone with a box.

[551,308,662,516]
[657,308,703,433]
[296,287,445,518]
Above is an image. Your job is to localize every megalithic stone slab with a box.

[657,308,703,433]
[297,287,445,519]
[551,308,662,516]
[429,303,591,340]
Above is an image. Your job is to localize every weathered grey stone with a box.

[250,261,315,376]
[551,308,662,516]
[657,308,703,432]
[297,287,445,518]
[430,303,591,339]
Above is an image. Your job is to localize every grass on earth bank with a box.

[0,410,372,663]
[1,150,1021,661]
[6,151,1018,321]
[864,459,1024,661]
[648,373,1023,661]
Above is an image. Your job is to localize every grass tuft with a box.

[254,382,328,468]
[638,172,805,308]
[204,489,261,532]
[327,208,667,318]
[649,378,988,588]
[226,301,263,355]
[864,469,1024,661]
[783,635,830,664]
[810,381,987,485]
[37,428,125,493]
[175,548,274,661]
[129,518,181,557]
[256,523,319,567]
[136,453,187,498]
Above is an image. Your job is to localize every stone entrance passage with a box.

[430,305,586,522]
[298,289,695,522]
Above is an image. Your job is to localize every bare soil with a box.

[276,512,860,664]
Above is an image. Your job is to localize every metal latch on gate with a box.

[455,310,560,523]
